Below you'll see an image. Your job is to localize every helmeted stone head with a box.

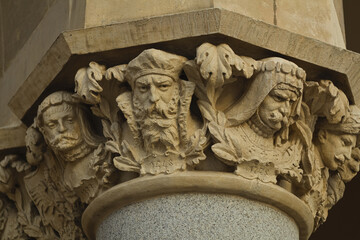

[36,91,103,157]
[227,57,305,139]
[317,105,360,182]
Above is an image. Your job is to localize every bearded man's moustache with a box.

[145,102,177,119]
[50,134,79,145]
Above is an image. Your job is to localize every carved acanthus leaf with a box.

[304,80,349,124]
[114,141,141,172]
[8,43,360,239]
[74,61,105,104]
[105,64,127,83]
[184,129,207,165]
[195,43,257,106]
[0,155,30,173]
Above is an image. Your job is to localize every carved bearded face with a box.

[132,74,180,152]
[41,103,83,152]
[258,87,298,131]
[318,130,357,177]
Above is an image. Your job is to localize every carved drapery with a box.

[1,43,360,239]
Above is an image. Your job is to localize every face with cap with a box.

[258,86,298,131]
[133,74,179,118]
[40,103,82,152]
[318,129,357,174]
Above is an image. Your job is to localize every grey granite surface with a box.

[97,193,299,240]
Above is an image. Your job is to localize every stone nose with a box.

[149,85,160,103]
[279,101,290,116]
[57,119,67,133]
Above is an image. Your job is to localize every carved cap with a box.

[319,105,360,135]
[37,91,77,117]
[125,49,187,88]
[226,57,305,126]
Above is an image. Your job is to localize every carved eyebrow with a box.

[136,80,149,86]
[271,90,287,99]
[272,89,297,100]
[153,78,172,85]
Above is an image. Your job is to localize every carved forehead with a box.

[37,91,77,117]
[135,75,175,85]
[319,106,360,135]
[42,103,74,118]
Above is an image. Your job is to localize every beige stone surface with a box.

[276,0,345,48]
[85,0,213,27]
[85,0,344,48]
[0,0,349,130]
[333,0,346,42]
[8,9,360,123]
[213,0,274,24]
[85,0,274,28]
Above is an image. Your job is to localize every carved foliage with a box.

[2,42,359,240]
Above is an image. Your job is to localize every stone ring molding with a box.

[82,172,313,240]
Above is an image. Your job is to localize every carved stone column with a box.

[1,1,360,240]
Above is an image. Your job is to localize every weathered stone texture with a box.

[97,193,299,240]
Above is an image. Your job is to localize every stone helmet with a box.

[125,49,187,89]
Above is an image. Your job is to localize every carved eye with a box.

[66,118,73,123]
[273,95,284,102]
[158,84,170,91]
[138,85,149,93]
[47,122,56,129]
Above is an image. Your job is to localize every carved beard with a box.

[132,85,180,153]
[48,132,82,152]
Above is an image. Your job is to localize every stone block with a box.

[84,0,214,27]
[276,0,345,48]
[214,0,274,24]
[8,9,360,125]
